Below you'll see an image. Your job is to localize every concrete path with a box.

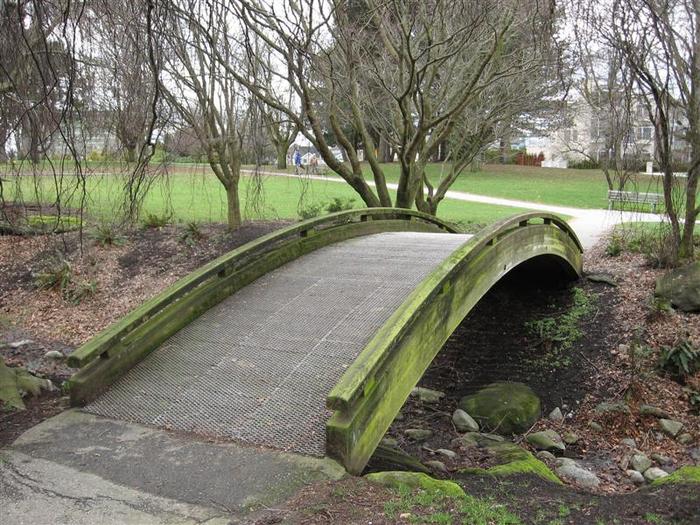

[0,410,344,524]
[244,169,666,249]
[85,232,470,457]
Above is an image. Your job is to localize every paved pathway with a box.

[244,169,665,249]
[86,232,471,456]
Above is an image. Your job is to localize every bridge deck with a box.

[86,232,471,456]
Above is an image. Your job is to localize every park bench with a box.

[608,190,662,212]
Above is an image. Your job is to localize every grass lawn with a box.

[265,162,672,210]
[2,169,533,232]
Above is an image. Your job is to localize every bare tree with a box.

[175,0,561,216]
[590,0,699,261]
[159,0,249,230]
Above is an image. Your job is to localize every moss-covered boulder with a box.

[655,262,700,312]
[459,382,541,435]
[0,357,53,410]
[457,442,561,483]
[650,466,700,486]
[365,471,465,498]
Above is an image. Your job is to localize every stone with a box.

[563,432,579,445]
[630,453,652,473]
[639,404,669,419]
[644,467,670,481]
[625,469,645,485]
[452,409,479,432]
[651,453,672,465]
[458,382,541,435]
[655,262,700,312]
[548,407,564,422]
[425,460,448,473]
[536,451,556,461]
[8,340,33,349]
[554,459,600,489]
[411,387,445,404]
[677,433,693,445]
[404,429,432,441]
[587,273,617,286]
[381,437,398,448]
[43,350,64,360]
[589,421,603,432]
[477,433,505,443]
[659,419,683,437]
[435,449,458,460]
[690,448,700,462]
[595,401,631,415]
[365,472,465,498]
[450,433,479,449]
[620,438,637,449]
[526,430,566,451]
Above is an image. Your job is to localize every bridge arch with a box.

[325,212,582,474]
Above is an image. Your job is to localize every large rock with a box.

[555,458,600,489]
[630,453,652,473]
[659,419,683,437]
[526,430,566,451]
[644,467,669,482]
[452,409,479,432]
[411,387,445,404]
[458,382,541,435]
[655,262,700,312]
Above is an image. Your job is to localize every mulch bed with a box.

[0,219,289,446]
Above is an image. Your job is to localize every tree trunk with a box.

[226,183,242,231]
[378,135,392,163]
[276,143,288,169]
[124,146,137,163]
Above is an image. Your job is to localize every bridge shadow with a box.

[367,256,617,472]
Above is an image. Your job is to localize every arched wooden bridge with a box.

[67,208,582,474]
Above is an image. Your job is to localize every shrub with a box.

[34,255,72,292]
[325,197,355,213]
[605,235,623,257]
[142,213,169,229]
[659,339,700,382]
[180,221,205,246]
[91,223,126,247]
[298,203,324,220]
[65,279,97,305]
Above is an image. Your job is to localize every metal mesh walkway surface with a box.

[85,231,471,456]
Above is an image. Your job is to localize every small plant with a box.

[525,287,595,370]
[325,197,355,213]
[91,223,126,247]
[142,213,169,229]
[180,221,205,246]
[605,234,623,257]
[659,339,700,382]
[34,255,72,292]
[65,279,97,305]
[298,203,324,220]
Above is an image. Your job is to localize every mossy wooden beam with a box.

[326,212,582,474]
[67,208,457,405]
